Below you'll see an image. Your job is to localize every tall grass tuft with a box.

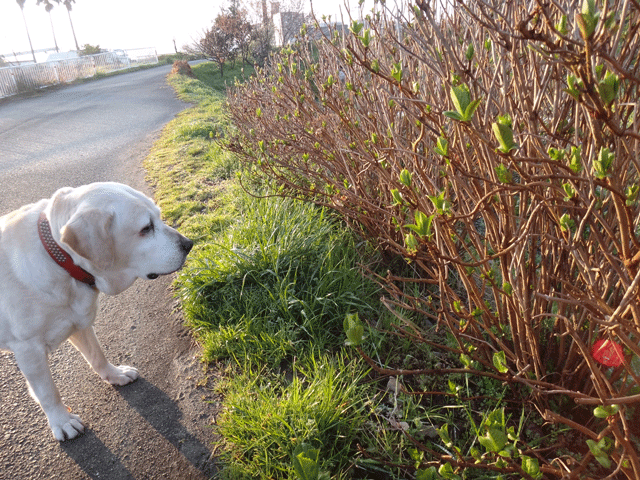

[179,196,379,369]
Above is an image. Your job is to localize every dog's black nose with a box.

[181,237,194,254]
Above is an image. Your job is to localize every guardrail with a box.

[0,47,158,99]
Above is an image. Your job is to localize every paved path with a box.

[0,65,219,479]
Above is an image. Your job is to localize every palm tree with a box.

[16,0,37,63]
[63,0,80,51]
[36,1,59,53]
[45,2,60,52]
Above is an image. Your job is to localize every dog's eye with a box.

[140,222,154,236]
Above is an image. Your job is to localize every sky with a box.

[0,0,376,62]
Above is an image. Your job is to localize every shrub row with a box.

[226,0,640,477]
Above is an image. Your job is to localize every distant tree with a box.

[16,0,37,63]
[78,44,101,56]
[251,23,272,67]
[186,2,253,76]
[35,0,79,51]
[36,0,59,52]
[62,0,80,51]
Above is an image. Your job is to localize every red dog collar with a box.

[38,212,96,287]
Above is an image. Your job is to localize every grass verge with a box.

[144,62,384,479]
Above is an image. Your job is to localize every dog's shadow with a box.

[61,377,217,479]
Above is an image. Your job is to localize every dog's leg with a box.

[68,326,139,385]
[13,345,85,441]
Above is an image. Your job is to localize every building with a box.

[272,11,305,47]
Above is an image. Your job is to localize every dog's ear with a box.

[60,209,115,270]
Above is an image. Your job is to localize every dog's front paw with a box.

[100,364,139,386]
[48,407,85,441]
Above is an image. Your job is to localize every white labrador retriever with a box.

[0,182,193,441]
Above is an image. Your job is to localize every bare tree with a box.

[186,3,253,76]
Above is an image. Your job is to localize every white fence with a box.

[0,48,158,99]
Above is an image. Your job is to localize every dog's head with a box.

[47,182,193,295]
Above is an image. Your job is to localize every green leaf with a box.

[594,404,620,418]
[443,110,463,121]
[360,29,371,48]
[399,169,412,188]
[626,185,639,206]
[416,467,439,480]
[563,182,576,201]
[391,189,404,206]
[428,190,451,216]
[569,146,582,173]
[450,84,471,116]
[559,213,575,233]
[434,136,449,157]
[465,43,475,61]
[343,313,365,346]
[447,83,481,121]
[391,62,403,83]
[349,20,364,35]
[566,74,584,100]
[464,98,481,121]
[492,115,518,153]
[405,233,419,253]
[493,351,509,373]
[406,211,434,239]
[502,282,513,296]
[494,163,512,183]
[598,70,620,105]
[460,353,472,369]
[548,146,566,161]
[438,462,461,480]
[478,427,508,453]
[594,147,614,179]
[292,444,320,480]
[556,14,569,35]
[586,439,612,468]
[521,456,543,479]
[438,424,453,448]
[578,0,600,38]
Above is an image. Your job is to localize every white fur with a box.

[0,182,192,441]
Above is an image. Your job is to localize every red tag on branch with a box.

[592,339,624,367]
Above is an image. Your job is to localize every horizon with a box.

[0,0,376,63]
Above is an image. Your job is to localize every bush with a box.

[226,0,640,477]
[170,60,196,78]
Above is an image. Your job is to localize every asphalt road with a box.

[0,65,219,478]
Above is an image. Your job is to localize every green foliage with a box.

[78,43,101,55]
[344,312,366,346]
[444,84,481,122]
[577,0,600,38]
[492,114,518,153]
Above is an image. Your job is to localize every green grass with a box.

[145,61,386,479]
[180,195,379,369]
[217,355,372,480]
